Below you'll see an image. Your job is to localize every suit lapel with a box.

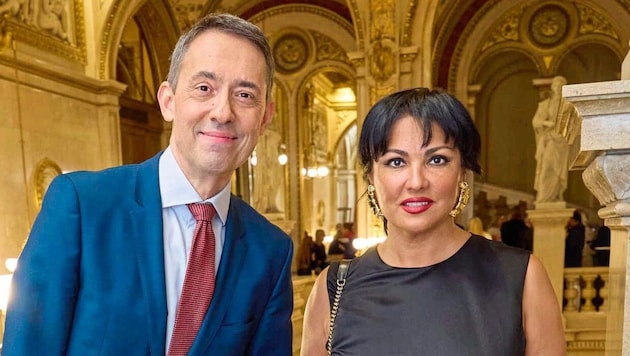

[129,153,168,355]
[191,197,248,354]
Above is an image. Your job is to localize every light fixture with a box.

[0,258,16,316]
[352,236,386,250]
[277,144,288,166]
[249,150,257,166]
[301,142,329,178]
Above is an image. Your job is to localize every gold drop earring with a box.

[449,181,470,217]
[367,184,384,218]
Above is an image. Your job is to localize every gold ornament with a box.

[449,181,470,217]
[367,184,384,218]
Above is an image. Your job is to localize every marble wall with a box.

[0,52,125,273]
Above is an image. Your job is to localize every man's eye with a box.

[198,85,209,92]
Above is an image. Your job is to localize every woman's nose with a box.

[406,165,427,190]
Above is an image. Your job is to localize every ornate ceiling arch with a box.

[99,0,179,80]
[439,0,629,100]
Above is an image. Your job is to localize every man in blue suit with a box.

[3,13,293,355]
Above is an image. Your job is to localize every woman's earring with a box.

[449,181,470,217]
[367,184,384,218]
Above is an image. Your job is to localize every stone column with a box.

[528,77,573,308]
[529,203,574,309]
[562,79,630,354]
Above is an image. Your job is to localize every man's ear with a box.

[157,81,175,122]
[260,100,275,132]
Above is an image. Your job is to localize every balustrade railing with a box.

[563,267,608,313]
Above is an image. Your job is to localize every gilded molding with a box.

[369,0,395,40]
[479,12,520,53]
[369,85,394,107]
[368,39,396,83]
[273,32,310,74]
[4,0,86,63]
[0,18,12,51]
[310,30,351,65]
[249,5,354,41]
[171,0,204,32]
[400,50,418,64]
[566,340,605,350]
[616,0,630,12]
[455,1,625,92]
[528,4,570,49]
[99,0,129,79]
[444,0,499,92]
[576,3,618,39]
[401,0,418,47]
[349,54,365,71]
[34,158,62,210]
[335,110,356,135]
[347,0,365,51]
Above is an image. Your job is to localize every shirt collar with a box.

[159,147,231,225]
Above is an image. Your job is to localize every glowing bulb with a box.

[317,166,329,177]
[5,258,17,273]
[278,153,288,165]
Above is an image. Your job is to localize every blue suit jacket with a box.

[3,153,294,355]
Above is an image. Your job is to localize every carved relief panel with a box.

[0,0,85,62]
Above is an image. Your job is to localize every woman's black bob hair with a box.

[358,87,482,179]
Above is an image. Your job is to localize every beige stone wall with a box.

[0,57,124,273]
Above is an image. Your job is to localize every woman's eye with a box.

[429,156,448,165]
[386,158,405,168]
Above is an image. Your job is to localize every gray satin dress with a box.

[326,235,529,356]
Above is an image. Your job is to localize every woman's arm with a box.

[523,255,567,355]
[301,267,331,356]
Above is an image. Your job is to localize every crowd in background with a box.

[466,205,610,268]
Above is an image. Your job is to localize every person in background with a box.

[500,205,531,250]
[3,13,293,355]
[468,216,492,240]
[565,209,586,267]
[487,214,506,242]
[327,223,346,262]
[590,225,611,266]
[311,229,328,274]
[301,87,565,355]
[341,222,357,259]
[297,231,314,275]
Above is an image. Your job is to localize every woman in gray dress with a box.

[301,88,565,355]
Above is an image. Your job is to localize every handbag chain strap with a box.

[326,259,351,356]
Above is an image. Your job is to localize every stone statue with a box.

[37,0,68,40]
[253,129,284,214]
[532,75,570,203]
[0,0,30,21]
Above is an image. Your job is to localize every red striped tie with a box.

[168,203,217,355]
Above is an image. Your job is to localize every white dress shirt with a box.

[158,147,231,351]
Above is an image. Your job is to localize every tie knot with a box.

[188,203,216,222]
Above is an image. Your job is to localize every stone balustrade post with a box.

[562,77,630,354]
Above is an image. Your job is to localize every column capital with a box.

[563,80,630,170]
